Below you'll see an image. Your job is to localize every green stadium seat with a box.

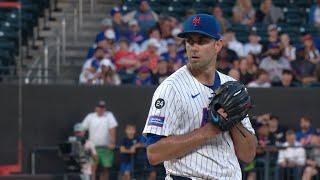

[192,2,210,14]
[196,0,217,7]
[219,0,235,7]
[273,0,287,7]
[231,23,250,33]
[294,0,313,8]
[220,6,232,18]
[299,25,319,36]
[237,33,249,43]
[278,23,298,34]
[252,0,260,9]
[283,7,305,25]
[0,49,15,75]
[164,2,185,19]
[0,40,16,56]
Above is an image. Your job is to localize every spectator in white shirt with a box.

[81,100,118,180]
[247,69,271,88]
[277,130,306,180]
[244,31,262,56]
[280,33,296,62]
[79,47,105,84]
[97,59,121,86]
[223,29,245,58]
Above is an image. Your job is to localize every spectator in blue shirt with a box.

[134,66,153,86]
[123,0,159,33]
[160,39,186,73]
[308,0,320,27]
[127,19,146,46]
[119,124,143,180]
[110,7,129,41]
[296,117,317,146]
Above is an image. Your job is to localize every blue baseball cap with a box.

[110,7,121,16]
[178,14,222,40]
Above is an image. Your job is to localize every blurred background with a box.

[0,0,319,179]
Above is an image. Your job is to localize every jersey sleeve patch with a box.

[147,116,165,127]
[154,98,165,109]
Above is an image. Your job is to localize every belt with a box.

[170,175,191,180]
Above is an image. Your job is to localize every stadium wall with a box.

[0,85,319,173]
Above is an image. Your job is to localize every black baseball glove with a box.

[208,81,252,131]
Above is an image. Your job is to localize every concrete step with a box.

[64,49,87,58]
[27,39,44,48]
[52,10,107,19]
[66,41,94,48]
[57,0,117,9]
[58,0,116,5]
[63,56,88,66]
[65,35,96,43]
[62,5,113,13]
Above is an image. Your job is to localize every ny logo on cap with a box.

[192,16,201,26]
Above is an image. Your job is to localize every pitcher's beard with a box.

[187,57,215,73]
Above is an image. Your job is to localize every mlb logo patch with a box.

[148,116,165,127]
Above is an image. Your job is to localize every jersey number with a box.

[155,98,165,109]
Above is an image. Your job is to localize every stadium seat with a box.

[299,25,319,36]
[0,39,16,51]
[252,0,260,9]
[220,6,232,19]
[0,49,15,76]
[196,0,217,7]
[192,2,210,14]
[283,7,305,25]
[278,23,298,34]
[231,23,250,33]
[164,2,184,19]
[294,0,313,8]
[273,0,288,7]
[219,0,235,7]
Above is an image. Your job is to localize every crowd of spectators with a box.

[79,0,320,87]
[244,114,320,180]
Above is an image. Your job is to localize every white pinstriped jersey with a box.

[143,65,255,180]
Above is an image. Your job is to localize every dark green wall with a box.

[0,85,319,173]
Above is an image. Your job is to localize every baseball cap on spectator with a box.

[178,14,222,40]
[100,59,116,70]
[101,18,113,27]
[302,34,313,42]
[138,66,150,73]
[147,38,161,49]
[97,100,106,108]
[96,35,106,44]
[73,123,85,132]
[172,28,182,37]
[105,29,116,40]
[110,7,121,16]
[128,19,138,26]
[268,24,278,32]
